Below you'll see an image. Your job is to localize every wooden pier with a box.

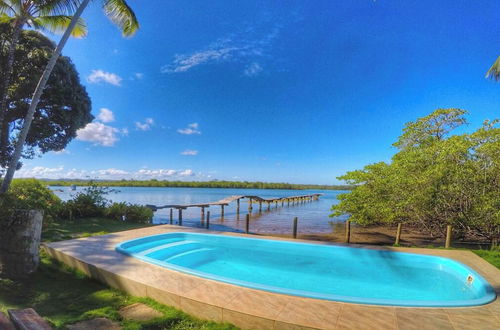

[145,193,322,222]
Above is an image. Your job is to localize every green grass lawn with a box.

[0,218,237,330]
[42,217,153,242]
[471,249,500,269]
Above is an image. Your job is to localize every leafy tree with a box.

[0,0,138,192]
[0,0,86,152]
[332,109,500,245]
[0,23,92,170]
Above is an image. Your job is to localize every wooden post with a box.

[201,207,205,222]
[395,223,402,245]
[293,217,298,239]
[178,209,183,226]
[267,202,271,211]
[169,208,173,224]
[281,200,284,207]
[221,205,225,219]
[445,225,452,248]
[236,199,240,214]
[345,220,351,243]
[287,199,290,206]
[259,201,262,213]
[245,214,250,234]
[248,198,253,212]
[206,211,210,229]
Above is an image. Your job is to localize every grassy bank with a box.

[0,219,236,329]
[0,250,235,329]
[42,217,153,242]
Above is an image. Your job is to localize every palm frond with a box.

[31,15,87,37]
[0,0,18,15]
[0,12,14,23]
[485,56,500,81]
[37,0,82,17]
[103,0,139,36]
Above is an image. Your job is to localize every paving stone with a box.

[8,308,52,330]
[66,318,121,330]
[0,311,15,330]
[119,303,163,321]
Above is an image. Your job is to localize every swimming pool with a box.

[115,232,496,307]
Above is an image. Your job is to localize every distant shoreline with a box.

[41,179,354,191]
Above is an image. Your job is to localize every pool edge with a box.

[43,225,500,329]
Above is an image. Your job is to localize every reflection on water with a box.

[51,186,349,234]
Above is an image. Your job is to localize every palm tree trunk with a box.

[0,20,24,160]
[0,0,91,193]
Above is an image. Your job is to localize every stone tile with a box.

[183,279,242,308]
[97,269,147,297]
[336,304,397,330]
[274,321,317,330]
[395,308,453,330]
[119,303,163,321]
[446,307,499,330]
[276,297,341,329]
[222,309,274,330]
[66,318,121,330]
[146,285,181,308]
[227,289,289,319]
[180,297,223,322]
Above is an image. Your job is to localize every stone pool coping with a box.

[43,225,500,330]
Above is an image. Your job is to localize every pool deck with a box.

[43,225,500,330]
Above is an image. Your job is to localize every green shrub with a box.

[0,179,62,222]
[105,202,153,223]
[62,182,115,219]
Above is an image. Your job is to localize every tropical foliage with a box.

[331,109,500,244]
[1,0,139,192]
[0,24,92,170]
[486,55,500,81]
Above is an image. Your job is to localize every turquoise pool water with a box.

[115,232,496,307]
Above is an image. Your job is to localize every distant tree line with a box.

[42,179,354,191]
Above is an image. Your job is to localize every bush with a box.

[0,179,62,222]
[105,202,153,223]
[62,182,115,219]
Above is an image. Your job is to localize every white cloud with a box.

[96,168,129,176]
[244,62,263,77]
[161,22,281,74]
[97,108,115,123]
[52,149,70,155]
[162,46,239,73]
[15,166,200,180]
[180,149,198,156]
[179,169,194,176]
[135,73,144,79]
[87,69,122,86]
[76,122,120,146]
[135,118,154,131]
[177,123,201,135]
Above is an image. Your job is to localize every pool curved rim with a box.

[115,232,497,308]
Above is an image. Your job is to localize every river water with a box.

[51,186,349,235]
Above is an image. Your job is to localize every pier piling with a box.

[293,217,298,239]
[245,214,250,234]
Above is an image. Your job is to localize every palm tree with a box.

[0,0,139,192]
[485,56,500,81]
[0,0,87,158]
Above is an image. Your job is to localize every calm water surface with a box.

[51,187,348,234]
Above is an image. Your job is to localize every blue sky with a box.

[17,0,500,184]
